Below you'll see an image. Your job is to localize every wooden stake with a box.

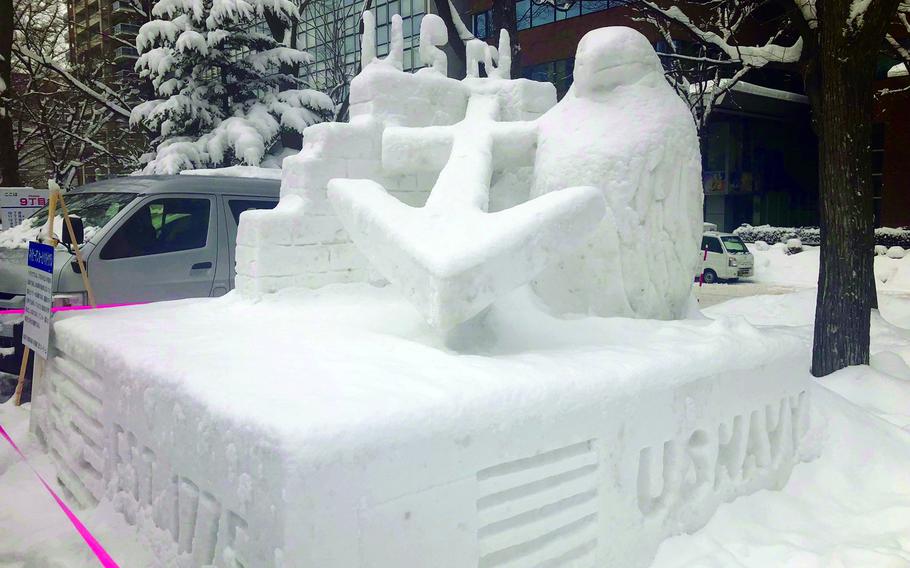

[14,347,29,406]
[46,189,57,243]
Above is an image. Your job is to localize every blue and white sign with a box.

[23,241,54,359]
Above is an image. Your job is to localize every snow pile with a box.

[745,241,910,293]
[652,291,910,567]
[887,245,906,259]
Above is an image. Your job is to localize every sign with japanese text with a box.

[23,241,54,359]
[1,188,49,229]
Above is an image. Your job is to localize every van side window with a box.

[701,237,724,254]
[228,199,278,224]
[101,198,211,259]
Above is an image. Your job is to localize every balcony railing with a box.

[114,46,139,60]
[111,0,132,13]
[112,23,141,35]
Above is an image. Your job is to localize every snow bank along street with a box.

[696,241,910,307]
[1,7,908,568]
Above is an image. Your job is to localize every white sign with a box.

[1,188,49,229]
[23,241,54,359]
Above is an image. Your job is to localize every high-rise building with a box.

[67,0,146,78]
[299,0,431,103]
[65,0,149,183]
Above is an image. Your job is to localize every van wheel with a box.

[702,269,718,284]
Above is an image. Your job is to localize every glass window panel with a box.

[378,24,389,44]
[388,0,400,18]
[100,198,211,260]
[581,0,610,14]
[378,42,389,56]
[531,2,555,26]
[516,0,531,30]
[413,0,425,15]
[413,13,424,34]
[556,1,580,19]
[400,0,411,16]
[403,16,412,36]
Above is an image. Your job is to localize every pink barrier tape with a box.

[0,303,144,316]
[0,422,121,567]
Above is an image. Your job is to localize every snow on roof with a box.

[179,165,282,180]
[888,63,909,78]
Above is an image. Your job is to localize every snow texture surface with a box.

[531,27,703,320]
[27,283,812,567]
[242,25,702,331]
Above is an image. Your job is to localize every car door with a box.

[221,196,279,287]
[87,194,218,304]
[701,236,725,273]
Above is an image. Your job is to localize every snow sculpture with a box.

[329,18,606,331]
[531,28,703,319]
[236,21,700,330]
[418,14,449,74]
[466,30,511,80]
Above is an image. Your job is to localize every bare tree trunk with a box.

[809,0,892,377]
[491,0,520,79]
[0,0,22,187]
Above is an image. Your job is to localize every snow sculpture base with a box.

[31,289,814,568]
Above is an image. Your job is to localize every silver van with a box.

[0,174,279,311]
[0,174,279,394]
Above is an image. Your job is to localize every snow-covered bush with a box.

[876,227,910,248]
[754,240,770,251]
[786,238,803,254]
[734,224,817,246]
[887,246,906,259]
[875,244,888,256]
[735,224,910,248]
[131,0,335,174]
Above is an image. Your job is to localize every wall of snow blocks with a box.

[234,65,556,299]
[31,345,812,568]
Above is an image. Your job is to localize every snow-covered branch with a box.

[639,2,803,67]
[14,46,132,119]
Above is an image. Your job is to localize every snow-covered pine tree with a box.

[132,0,334,174]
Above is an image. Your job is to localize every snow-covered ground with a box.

[744,242,910,292]
[696,242,910,307]
[652,291,910,568]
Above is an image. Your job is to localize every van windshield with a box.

[721,236,749,254]
[27,192,137,233]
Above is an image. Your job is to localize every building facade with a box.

[66,0,149,184]
[443,0,908,230]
